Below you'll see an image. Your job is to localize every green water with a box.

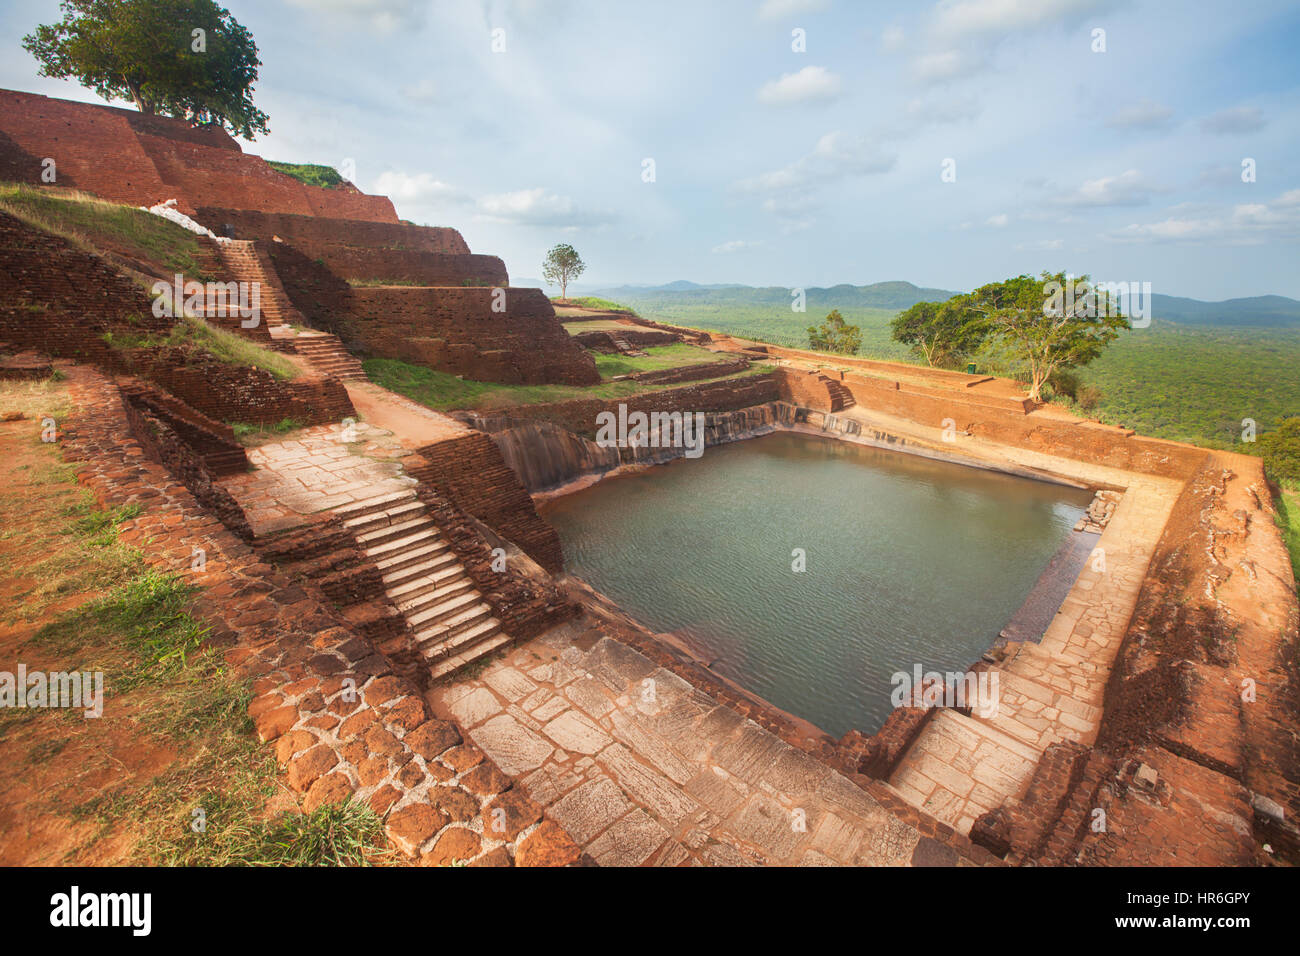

[540,431,1092,737]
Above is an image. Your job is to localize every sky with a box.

[2,0,1299,300]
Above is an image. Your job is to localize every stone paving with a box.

[220,421,415,535]
[432,617,974,866]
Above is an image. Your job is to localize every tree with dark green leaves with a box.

[542,243,585,300]
[964,271,1129,403]
[1258,416,1300,486]
[807,309,861,355]
[891,297,987,367]
[23,0,269,140]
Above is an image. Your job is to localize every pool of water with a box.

[540,431,1092,737]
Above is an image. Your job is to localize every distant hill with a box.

[589,281,1300,328]
[592,280,961,313]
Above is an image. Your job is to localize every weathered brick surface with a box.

[197,207,468,255]
[0,89,397,221]
[55,366,581,865]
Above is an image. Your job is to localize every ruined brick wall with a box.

[630,359,751,386]
[346,286,599,386]
[196,207,467,254]
[0,90,171,205]
[496,373,782,438]
[773,367,839,412]
[834,371,1207,480]
[121,346,355,426]
[119,380,248,476]
[0,88,399,221]
[315,248,508,286]
[406,432,564,573]
[121,388,254,539]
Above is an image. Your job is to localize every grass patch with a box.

[230,417,304,445]
[364,357,771,413]
[554,296,637,313]
[101,315,300,381]
[1274,487,1300,587]
[592,343,728,378]
[0,183,210,279]
[0,374,73,422]
[266,160,345,189]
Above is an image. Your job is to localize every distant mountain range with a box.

[571,280,1300,328]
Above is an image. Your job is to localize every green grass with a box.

[102,315,300,381]
[553,296,637,313]
[230,417,304,445]
[364,357,771,415]
[266,161,345,189]
[592,343,729,378]
[0,182,211,279]
[1275,488,1300,586]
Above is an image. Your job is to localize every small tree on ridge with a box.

[542,243,585,300]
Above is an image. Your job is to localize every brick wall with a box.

[195,207,467,254]
[494,373,783,438]
[321,248,508,286]
[406,432,564,573]
[0,88,398,222]
[346,286,600,386]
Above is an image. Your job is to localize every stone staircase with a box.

[608,333,647,357]
[290,330,367,381]
[334,490,511,680]
[821,374,856,411]
[209,238,305,336]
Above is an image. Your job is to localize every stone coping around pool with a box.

[428,612,1002,866]
[56,365,586,867]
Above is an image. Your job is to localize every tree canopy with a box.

[807,309,862,355]
[542,243,585,300]
[23,0,269,140]
[964,271,1129,402]
[890,297,987,367]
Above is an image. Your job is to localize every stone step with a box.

[385,554,464,591]
[421,614,502,662]
[426,629,512,682]
[342,499,426,534]
[396,573,474,611]
[373,540,452,576]
[407,590,483,631]
[355,515,437,548]
[334,489,418,522]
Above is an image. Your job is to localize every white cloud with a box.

[911,49,984,84]
[402,79,437,103]
[931,0,1115,39]
[286,0,426,33]
[372,171,468,204]
[1060,169,1159,207]
[475,187,614,228]
[1200,106,1266,135]
[737,131,895,194]
[1015,238,1065,251]
[1105,190,1300,245]
[757,66,843,106]
[1105,99,1174,130]
[881,25,905,52]
[986,213,1009,227]
[712,239,763,253]
[758,0,830,20]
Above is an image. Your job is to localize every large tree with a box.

[966,271,1129,403]
[24,0,270,140]
[807,309,862,355]
[891,297,987,367]
[542,243,585,300]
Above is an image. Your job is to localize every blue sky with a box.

[3,0,1299,299]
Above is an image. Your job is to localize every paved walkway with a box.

[432,618,974,867]
[220,421,414,535]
